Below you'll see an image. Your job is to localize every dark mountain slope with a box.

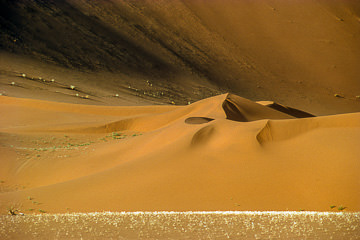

[0,0,177,77]
[1,0,359,114]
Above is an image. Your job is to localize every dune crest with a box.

[256,112,360,145]
[0,94,359,213]
[223,94,296,122]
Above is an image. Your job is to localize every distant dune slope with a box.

[1,0,359,114]
[0,94,359,213]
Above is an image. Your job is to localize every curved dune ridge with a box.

[0,94,359,213]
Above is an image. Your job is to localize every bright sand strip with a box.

[1,211,359,239]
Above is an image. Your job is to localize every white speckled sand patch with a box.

[1,211,359,239]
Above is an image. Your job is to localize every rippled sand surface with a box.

[1,211,359,239]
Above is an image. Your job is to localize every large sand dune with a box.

[1,94,359,213]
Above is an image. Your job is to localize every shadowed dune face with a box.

[257,101,315,118]
[190,125,216,147]
[1,0,360,114]
[0,94,359,213]
[222,94,295,122]
[185,117,214,125]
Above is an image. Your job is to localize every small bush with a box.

[338,206,346,211]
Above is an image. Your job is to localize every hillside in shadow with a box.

[1,0,360,114]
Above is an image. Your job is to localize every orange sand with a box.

[0,94,359,213]
[1,0,360,215]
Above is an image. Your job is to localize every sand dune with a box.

[1,94,359,213]
[0,0,359,218]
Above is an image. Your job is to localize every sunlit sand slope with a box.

[0,94,359,213]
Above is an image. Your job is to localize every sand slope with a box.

[1,0,360,114]
[0,94,359,213]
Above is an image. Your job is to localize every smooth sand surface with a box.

[1,93,359,214]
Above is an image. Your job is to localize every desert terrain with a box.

[1,0,360,218]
